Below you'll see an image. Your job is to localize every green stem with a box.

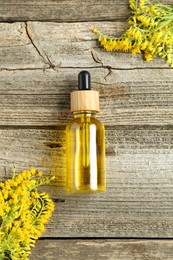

[156,3,173,12]
[31,197,44,225]
[152,19,172,32]
[162,15,173,20]
[135,0,139,9]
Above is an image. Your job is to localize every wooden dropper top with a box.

[71,71,99,112]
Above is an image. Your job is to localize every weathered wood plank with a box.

[0,0,130,22]
[0,21,172,70]
[0,94,173,126]
[31,239,173,260]
[0,127,173,237]
[0,23,44,69]
[0,6,172,240]
[26,21,173,69]
[0,0,172,22]
[1,126,173,176]
[0,68,172,126]
[1,68,173,95]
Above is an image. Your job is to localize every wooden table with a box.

[0,0,173,259]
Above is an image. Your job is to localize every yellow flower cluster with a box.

[94,0,173,66]
[0,168,55,260]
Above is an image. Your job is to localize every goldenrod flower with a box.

[93,0,173,66]
[0,168,55,259]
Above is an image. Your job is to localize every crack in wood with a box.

[91,49,103,66]
[0,66,172,72]
[91,49,112,81]
[0,67,44,72]
[25,22,56,71]
[52,198,65,203]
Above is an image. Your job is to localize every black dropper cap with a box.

[78,71,91,90]
[71,71,99,112]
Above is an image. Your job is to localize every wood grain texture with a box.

[26,21,173,69]
[0,0,130,22]
[0,67,172,126]
[71,90,99,112]
[0,21,172,126]
[1,21,173,70]
[30,239,173,260]
[0,0,172,22]
[0,126,173,237]
[0,0,173,255]
[0,23,44,69]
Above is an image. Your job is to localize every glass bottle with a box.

[66,71,106,193]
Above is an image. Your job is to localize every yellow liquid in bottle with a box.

[66,111,106,193]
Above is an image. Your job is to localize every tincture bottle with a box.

[66,71,106,193]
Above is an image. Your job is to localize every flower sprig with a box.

[0,168,55,260]
[93,0,173,66]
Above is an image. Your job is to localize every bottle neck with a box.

[73,111,97,118]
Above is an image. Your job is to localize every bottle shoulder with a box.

[66,116,104,130]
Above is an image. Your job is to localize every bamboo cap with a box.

[71,71,99,112]
[71,90,99,112]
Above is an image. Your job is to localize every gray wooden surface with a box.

[31,240,173,260]
[0,0,173,259]
[1,126,173,238]
[0,0,172,21]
